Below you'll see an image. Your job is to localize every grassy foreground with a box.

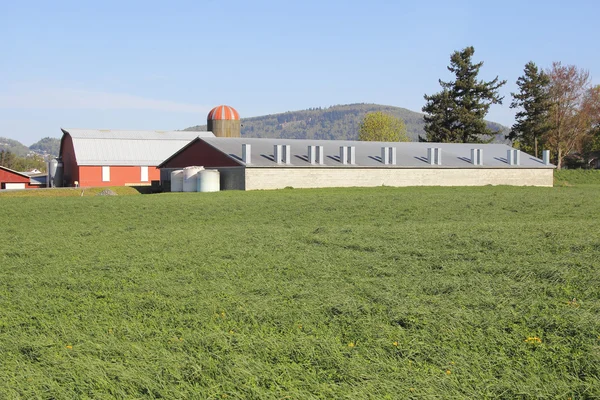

[1,186,599,399]
[0,186,141,198]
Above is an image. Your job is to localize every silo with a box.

[198,169,220,192]
[47,158,63,187]
[183,166,204,192]
[207,105,241,138]
[171,170,184,192]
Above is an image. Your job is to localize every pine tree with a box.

[508,62,551,157]
[422,46,506,143]
[421,89,456,142]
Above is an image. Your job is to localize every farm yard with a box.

[1,178,599,398]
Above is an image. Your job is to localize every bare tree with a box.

[578,85,600,166]
[545,62,591,169]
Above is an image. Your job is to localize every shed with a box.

[0,166,35,189]
[158,138,555,190]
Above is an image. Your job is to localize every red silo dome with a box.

[208,105,239,120]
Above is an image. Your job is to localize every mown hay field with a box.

[1,184,599,399]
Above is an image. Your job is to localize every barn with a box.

[0,165,36,189]
[58,129,214,187]
[158,137,555,190]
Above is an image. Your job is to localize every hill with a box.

[185,103,509,142]
[29,137,61,157]
[0,137,31,157]
[0,136,61,160]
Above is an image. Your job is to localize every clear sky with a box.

[1,0,599,145]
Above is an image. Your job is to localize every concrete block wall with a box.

[244,168,554,190]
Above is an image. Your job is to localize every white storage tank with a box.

[183,166,204,192]
[170,170,184,192]
[198,169,220,192]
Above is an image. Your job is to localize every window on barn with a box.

[141,166,148,182]
[102,166,110,182]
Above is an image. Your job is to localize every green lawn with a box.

[1,185,599,399]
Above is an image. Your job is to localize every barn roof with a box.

[60,128,214,166]
[0,165,31,178]
[169,137,554,169]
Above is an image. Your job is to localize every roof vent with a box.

[381,147,397,165]
[428,148,442,165]
[274,145,282,164]
[507,149,520,165]
[471,148,483,165]
[308,146,324,165]
[542,150,550,165]
[283,145,291,165]
[274,144,292,165]
[242,144,251,164]
[308,145,324,165]
[340,146,355,165]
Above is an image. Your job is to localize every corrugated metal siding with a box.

[199,138,555,169]
[62,129,211,140]
[61,128,215,166]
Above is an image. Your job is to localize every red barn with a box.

[0,166,35,189]
[59,128,214,187]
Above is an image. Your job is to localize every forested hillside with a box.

[30,137,60,157]
[0,137,60,172]
[185,103,509,142]
[0,137,31,157]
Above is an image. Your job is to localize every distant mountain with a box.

[30,137,60,158]
[0,137,31,157]
[184,103,509,143]
[0,136,60,159]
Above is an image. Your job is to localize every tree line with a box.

[359,46,599,169]
[417,46,599,169]
[0,150,47,172]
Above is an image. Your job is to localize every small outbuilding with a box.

[0,166,36,189]
[58,128,214,187]
[158,137,555,190]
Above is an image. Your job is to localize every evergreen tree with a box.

[508,62,551,157]
[422,46,506,143]
[421,89,456,142]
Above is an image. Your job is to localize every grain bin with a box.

[170,170,184,192]
[207,105,241,138]
[47,158,63,187]
[198,169,220,192]
[183,166,204,192]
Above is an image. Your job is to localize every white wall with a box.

[244,168,554,190]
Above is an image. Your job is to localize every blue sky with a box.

[1,0,599,145]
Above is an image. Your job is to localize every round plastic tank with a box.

[183,166,204,192]
[198,169,220,192]
[170,170,184,192]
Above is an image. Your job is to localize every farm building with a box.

[0,165,38,189]
[158,137,555,190]
[58,129,214,187]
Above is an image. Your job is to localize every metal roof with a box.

[0,165,31,178]
[61,128,214,166]
[199,137,555,169]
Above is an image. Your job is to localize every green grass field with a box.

[1,184,599,399]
